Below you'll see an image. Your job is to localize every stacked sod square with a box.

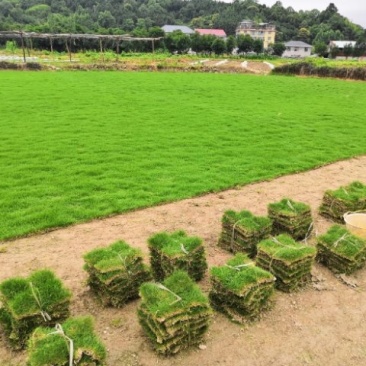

[138,271,212,355]
[0,269,71,349]
[256,235,316,292]
[316,225,366,274]
[218,210,272,257]
[268,198,313,240]
[148,230,207,282]
[83,240,151,307]
[209,253,275,323]
[27,316,106,366]
[319,181,366,223]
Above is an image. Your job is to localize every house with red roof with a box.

[195,29,227,39]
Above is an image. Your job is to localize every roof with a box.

[329,40,357,48]
[195,29,227,37]
[285,41,312,48]
[161,25,195,34]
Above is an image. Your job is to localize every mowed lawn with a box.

[1,71,366,240]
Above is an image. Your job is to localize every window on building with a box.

[294,48,298,51]
[304,47,308,51]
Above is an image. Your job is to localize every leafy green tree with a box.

[313,41,328,57]
[272,42,286,56]
[226,35,236,54]
[343,43,354,59]
[329,46,339,59]
[236,34,253,54]
[164,31,191,54]
[191,33,203,53]
[200,34,216,54]
[211,37,226,55]
[149,27,165,38]
[98,11,116,29]
[297,27,310,42]
[253,39,263,54]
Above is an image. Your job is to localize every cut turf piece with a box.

[148,230,207,282]
[0,269,71,350]
[209,253,275,323]
[138,270,212,356]
[316,225,366,274]
[27,316,106,366]
[256,234,316,292]
[268,198,313,240]
[319,181,366,223]
[84,240,151,307]
[218,210,272,257]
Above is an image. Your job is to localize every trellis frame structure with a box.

[0,31,163,62]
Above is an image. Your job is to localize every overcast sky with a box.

[258,1,366,28]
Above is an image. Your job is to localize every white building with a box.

[283,41,312,58]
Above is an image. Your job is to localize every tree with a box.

[164,31,191,54]
[190,33,203,53]
[314,41,328,57]
[149,27,164,38]
[98,11,116,29]
[343,43,354,59]
[297,27,310,42]
[211,37,226,55]
[272,42,286,56]
[252,39,263,54]
[329,46,339,59]
[226,35,236,54]
[200,35,216,54]
[236,34,253,54]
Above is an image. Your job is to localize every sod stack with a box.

[0,269,71,350]
[209,253,275,323]
[83,240,151,307]
[316,225,366,274]
[268,198,313,240]
[256,234,316,292]
[148,230,207,282]
[138,270,212,355]
[319,181,366,223]
[27,316,106,366]
[218,210,272,257]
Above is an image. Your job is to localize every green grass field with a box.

[1,71,366,241]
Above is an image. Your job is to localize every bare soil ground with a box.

[1,156,366,366]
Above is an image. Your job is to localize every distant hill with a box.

[0,0,364,44]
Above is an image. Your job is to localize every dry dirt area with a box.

[1,156,366,366]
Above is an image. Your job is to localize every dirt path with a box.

[1,156,366,366]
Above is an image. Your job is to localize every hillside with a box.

[0,1,364,44]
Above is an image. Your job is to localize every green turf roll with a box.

[256,234,316,292]
[0,270,71,350]
[218,210,272,257]
[27,316,106,366]
[138,271,212,355]
[148,230,207,282]
[83,240,151,307]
